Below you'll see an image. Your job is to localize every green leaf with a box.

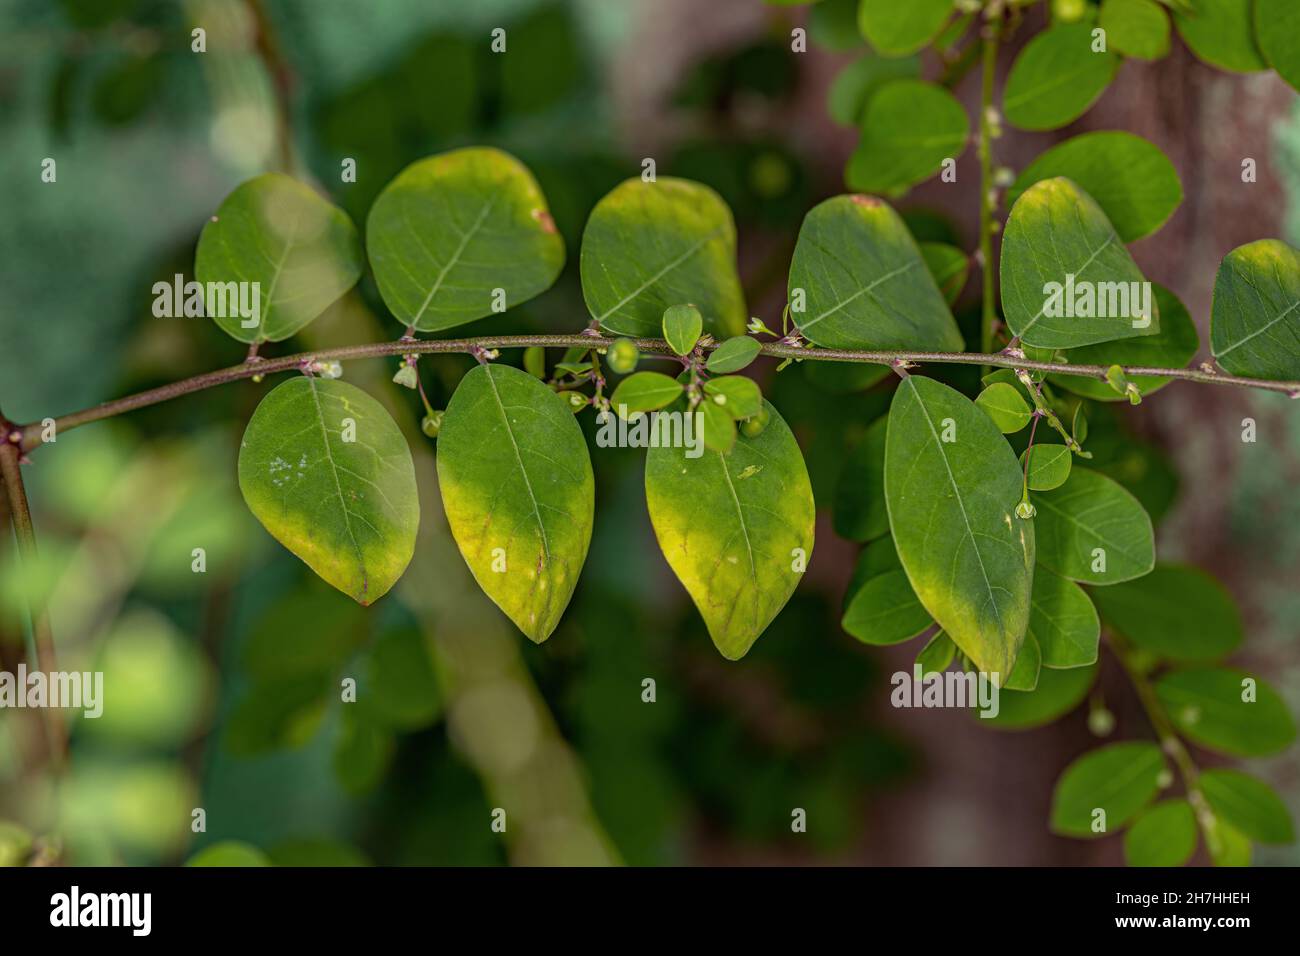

[700,399,737,455]
[916,630,956,676]
[437,363,594,642]
[1199,769,1296,844]
[581,178,746,338]
[1005,632,1041,691]
[1001,178,1158,349]
[609,371,684,417]
[1207,816,1253,866]
[845,80,969,195]
[848,536,903,604]
[1032,467,1155,585]
[1030,566,1100,668]
[646,400,814,659]
[1124,800,1198,866]
[1050,742,1166,837]
[1006,132,1182,242]
[186,841,271,867]
[919,242,970,306]
[366,147,565,333]
[975,382,1033,433]
[707,336,762,373]
[1256,0,1300,92]
[841,569,931,645]
[663,303,703,355]
[1209,239,1300,379]
[884,376,1035,679]
[788,195,963,351]
[1020,444,1073,491]
[857,0,953,56]
[238,378,418,605]
[1156,667,1297,757]
[1050,285,1199,401]
[1003,23,1120,131]
[826,52,920,125]
[985,663,1097,729]
[809,0,863,53]
[1091,565,1242,662]
[1100,0,1171,60]
[1173,0,1267,73]
[360,626,441,731]
[833,415,889,542]
[703,375,762,421]
[195,173,363,343]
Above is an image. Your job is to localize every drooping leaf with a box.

[1124,800,1198,866]
[1050,742,1166,837]
[580,178,746,338]
[916,630,956,676]
[663,303,703,355]
[826,52,920,126]
[1209,239,1300,379]
[985,663,1097,729]
[1030,566,1100,668]
[1006,132,1182,242]
[841,569,931,645]
[1020,444,1073,492]
[195,173,363,343]
[1256,0,1300,92]
[1199,769,1296,844]
[238,378,418,605]
[788,195,963,351]
[609,371,684,417]
[707,335,762,373]
[845,80,969,195]
[1173,0,1267,73]
[1032,467,1155,585]
[703,375,762,421]
[833,414,888,542]
[646,400,814,660]
[1091,565,1242,662]
[975,382,1033,433]
[857,0,952,57]
[1050,285,1199,401]
[366,147,565,332]
[1156,667,1297,757]
[1001,178,1158,349]
[1003,23,1119,131]
[1099,0,1171,61]
[437,363,595,642]
[884,375,1034,679]
[919,242,970,306]
[1005,632,1041,691]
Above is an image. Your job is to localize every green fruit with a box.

[564,391,588,413]
[421,411,444,437]
[607,338,639,375]
[739,405,770,438]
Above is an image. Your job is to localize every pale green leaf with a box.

[1003,23,1119,130]
[975,382,1033,433]
[1199,769,1295,844]
[437,364,594,642]
[1207,816,1253,866]
[1209,239,1300,379]
[1050,741,1166,837]
[1030,566,1100,668]
[609,371,684,417]
[195,173,363,343]
[1091,564,1242,662]
[1100,0,1171,60]
[581,178,745,338]
[238,378,418,605]
[1032,466,1155,585]
[663,303,703,355]
[884,376,1035,679]
[646,400,814,659]
[1156,667,1296,757]
[1124,800,1197,866]
[845,80,969,195]
[841,569,931,645]
[788,195,963,351]
[366,147,565,332]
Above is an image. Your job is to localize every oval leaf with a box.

[1091,564,1242,662]
[827,52,921,125]
[609,371,684,417]
[1124,800,1198,867]
[1006,131,1182,242]
[986,663,1097,730]
[1050,742,1166,837]
[885,376,1035,680]
[1174,0,1267,73]
[916,629,956,676]
[1209,239,1300,380]
[841,569,931,645]
[366,147,565,333]
[707,335,762,373]
[581,178,745,338]
[1030,566,1100,668]
[238,378,418,605]
[789,195,963,351]
[975,382,1032,433]
[1033,467,1154,585]
[1156,667,1296,757]
[646,400,814,659]
[1256,0,1300,92]
[663,303,703,355]
[845,80,969,195]
[1001,178,1158,349]
[1100,0,1171,61]
[703,375,762,421]
[857,0,952,57]
[1199,769,1296,845]
[1020,444,1073,492]
[1003,23,1119,131]
[195,174,363,343]
[437,363,595,642]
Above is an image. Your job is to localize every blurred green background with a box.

[0,0,1296,866]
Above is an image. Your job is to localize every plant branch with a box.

[977,10,1002,357]
[13,335,1300,452]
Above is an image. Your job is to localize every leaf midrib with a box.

[307,377,368,599]
[484,366,551,558]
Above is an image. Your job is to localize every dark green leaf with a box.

[1173,0,1267,73]
[985,663,1097,729]
[919,241,970,306]
[1003,23,1119,130]
[1256,0,1300,92]
[1091,564,1242,662]
[1033,466,1155,584]
[1199,769,1295,844]
[833,415,889,542]
[826,52,920,125]
[841,569,931,645]
[1050,742,1166,837]
[1156,667,1296,757]
[845,80,969,195]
